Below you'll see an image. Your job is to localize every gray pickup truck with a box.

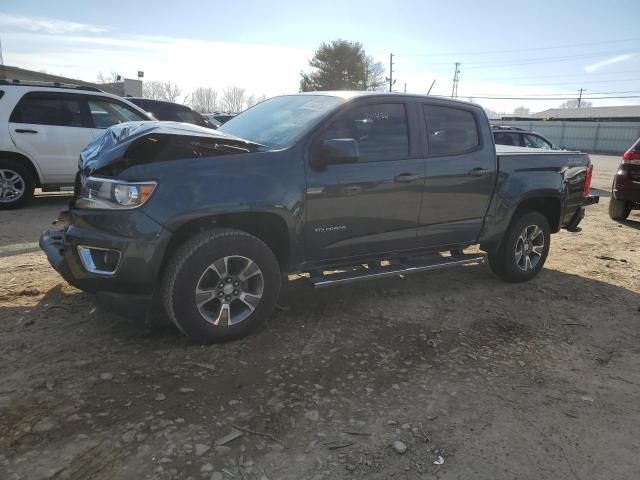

[40,92,598,343]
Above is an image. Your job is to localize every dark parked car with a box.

[609,137,640,220]
[127,98,214,129]
[492,125,556,149]
[41,92,598,344]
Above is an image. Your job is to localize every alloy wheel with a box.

[0,169,26,203]
[194,255,264,326]
[514,224,545,271]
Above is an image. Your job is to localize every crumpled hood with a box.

[79,121,261,176]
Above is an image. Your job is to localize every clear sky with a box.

[1,0,639,113]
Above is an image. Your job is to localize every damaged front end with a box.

[40,121,263,315]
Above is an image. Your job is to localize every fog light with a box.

[77,246,121,275]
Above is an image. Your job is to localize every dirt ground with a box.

[1,155,639,480]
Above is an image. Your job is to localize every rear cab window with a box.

[10,91,85,127]
[423,105,479,156]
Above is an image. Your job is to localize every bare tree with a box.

[190,87,218,113]
[244,94,257,110]
[221,86,246,112]
[364,55,386,91]
[96,71,119,83]
[513,106,530,115]
[142,80,182,102]
[559,99,593,109]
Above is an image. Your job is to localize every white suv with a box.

[0,81,152,209]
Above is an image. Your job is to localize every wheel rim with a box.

[194,255,264,326]
[514,224,545,272]
[0,169,26,203]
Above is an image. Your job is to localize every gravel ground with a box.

[0,155,639,480]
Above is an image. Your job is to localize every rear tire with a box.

[608,197,631,221]
[488,210,551,283]
[162,228,281,344]
[0,160,35,209]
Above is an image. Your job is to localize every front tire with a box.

[488,210,551,282]
[0,160,35,209]
[608,197,631,221]
[162,228,281,344]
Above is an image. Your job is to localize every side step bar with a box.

[309,254,485,288]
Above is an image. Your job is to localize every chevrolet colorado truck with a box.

[40,92,598,343]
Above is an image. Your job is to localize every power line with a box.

[467,90,640,97]
[464,95,640,100]
[482,77,640,87]
[470,69,640,81]
[398,37,640,57]
[396,49,638,69]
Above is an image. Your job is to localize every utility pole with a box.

[404,82,407,93]
[0,37,4,66]
[427,79,436,95]
[451,62,460,98]
[577,88,584,108]
[389,53,394,92]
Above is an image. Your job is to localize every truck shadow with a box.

[4,264,638,351]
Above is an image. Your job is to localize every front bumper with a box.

[40,207,172,296]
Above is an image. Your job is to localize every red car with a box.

[610,138,640,220]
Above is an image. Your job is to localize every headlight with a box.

[76,176,157,210]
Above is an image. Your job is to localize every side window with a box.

[423,105,479,156]
[88,98,147,128]
[10,92,84,127]
[524,134,552,149]
[494,132,521,147]
[318,103,409,162]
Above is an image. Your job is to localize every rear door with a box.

[304,100,424,261]
[417,103,496,247]
[9,91,93,184]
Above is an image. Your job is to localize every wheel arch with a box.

[481,193,561,253]
[511,195,561,233]
[159,211,292,278]
[0,150,41,187]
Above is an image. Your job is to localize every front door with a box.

[9,92,93,184]
[417,103,497,247]
[304,101,424,262]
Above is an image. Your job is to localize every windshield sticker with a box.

[366,111,389,120]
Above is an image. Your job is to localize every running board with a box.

[309,254,485,288]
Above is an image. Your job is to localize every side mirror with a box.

[320,138,359,166]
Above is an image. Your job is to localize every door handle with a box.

[393,173,420,183]
[468,167,490,176]
[15,129,38,134]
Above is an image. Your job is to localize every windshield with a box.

[218,95,345,148]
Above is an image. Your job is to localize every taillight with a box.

[583,164,593,198]
[622,150,640,163]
